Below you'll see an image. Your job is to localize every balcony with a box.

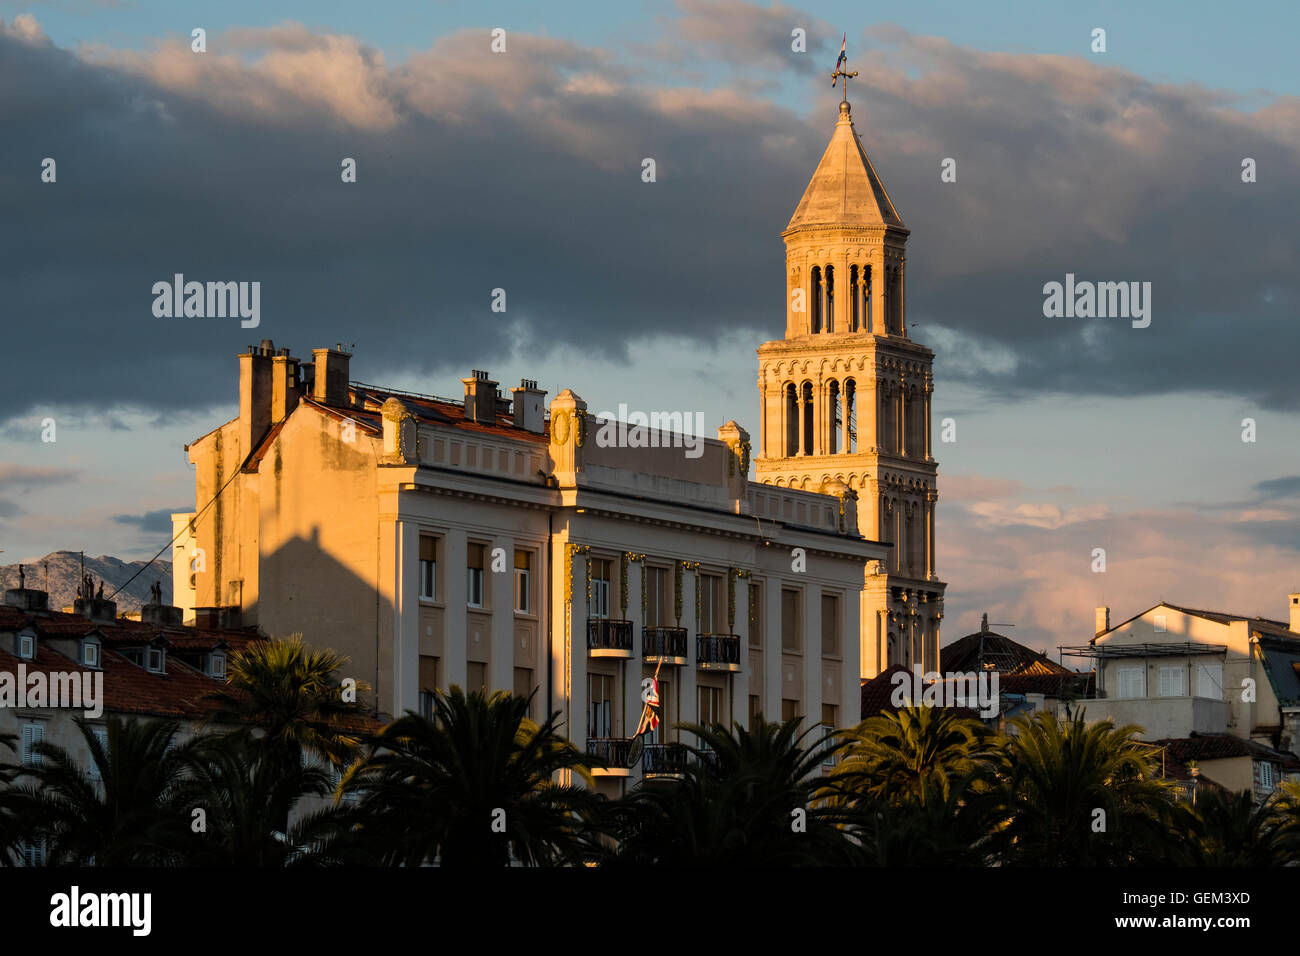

[642,742,689,779]
[586,737,634,776]
[697,633,741,671]
[588,618,634,658]
[643,626,689,665]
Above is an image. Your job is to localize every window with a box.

[821,593,840,656]
[749,694,761,729]
[589,672,615,738]
[1158,666,1185,697]
[590,559,611,619]
[1116,666,1145,699]
[697,685,724,728]
[750,581,763,648]
[210,652,226,679]
[147,647,165,674]
[514,550,531,613]
[467,661,487,692]
[645,566,670,626]
[781,590,801,651]
[17,632,35,660]
[700,574,722,632]
[514,667,533,716]
[1196,661,1224,700]
[1261,761,1276,791]
[652,679,672,743]
[419,535,438,601]
[89,727,108,781]
[82,639,100,668]
[781,698,800,722]
[21,722,44,766]
[19,839,45,868]
[821,703,838,765]
[419,655,439,719]
[467,543,485,607]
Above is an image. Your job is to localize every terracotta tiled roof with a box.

[941,630,1075,677]
[1155,733,1300,771]
[859,664,981,722]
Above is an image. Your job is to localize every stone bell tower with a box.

[754,96,944,677]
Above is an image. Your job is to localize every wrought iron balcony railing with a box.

[642,742,689,777]
[696,633,741,669]
[586,737,634,769]
[643,626,689,662]
[587,618,634,655]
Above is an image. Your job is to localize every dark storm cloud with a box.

[1254,475,1300,499]
[110,507,181,534]
[1,10,1298,424]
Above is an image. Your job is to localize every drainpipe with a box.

[547,508,554,720]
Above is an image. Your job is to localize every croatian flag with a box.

[832,34,846,85]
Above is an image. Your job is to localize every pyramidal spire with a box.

[785,99,905,233]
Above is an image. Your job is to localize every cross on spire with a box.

[831,35,858,104]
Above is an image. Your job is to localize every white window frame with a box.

[1261,761,1276,791]
[467,567,484,608]
[419,536,438,602]
[147,647,165,673]
[1158,666,1185,698]
[17,632,35,660]
[82,639,100,668]
[1195,661,1224,700]
[1116,665,1145,699]
[590,564,611,620]
[210,652,226,679]
[514,551,531,614]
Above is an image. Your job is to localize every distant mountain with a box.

[0,551,172,615]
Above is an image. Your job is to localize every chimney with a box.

[141,604,183,627]
[311,346,351,407]
[238,341,274,461]
[1290,593,1300,634]
[3,587,48,612]
[510,379,548,433]
[1095,606,1110,635]
[74,597,118,624]
[271,348,302,423]
[462,369,499,424]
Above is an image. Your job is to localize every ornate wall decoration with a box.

[563,543,590,608]
[727,568,737,631]
[674,561,683,625]
[551,409,570,445]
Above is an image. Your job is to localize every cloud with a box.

[111,507,185,535]
[1254,475,1300,500]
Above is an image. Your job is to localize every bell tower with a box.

[755,96,945,677]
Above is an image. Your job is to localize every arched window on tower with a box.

[844,378,857,452]
[810,267,822,334]
[801,382,814,455]
[827,380,840,454]
[825,265,835,333]
[785,383,799,456]
[848,265,859,332]
[864,265,873,333]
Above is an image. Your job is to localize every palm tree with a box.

[829,705,997,806]
[1173,786,1291,866]
[602,718,857,866]
[1271,780,1300,863]
[171,734,356,866]
[20,717,193,866]
[847,778,993,866]
[339,687,599,867]
[203,635,367,771]
[0,733,30,865]
[990,710,1178,866]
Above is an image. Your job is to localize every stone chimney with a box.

[74,597,118,624]
[462,369,499,424]
[1095,605,1110,635]
[238,340,274,462]
[271,347,302,423]
[141,604,183,627]
[3,588,48,612]
[1290,593,1300,634]
[311,346,351,407]
[510,379,548,434]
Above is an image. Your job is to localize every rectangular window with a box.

[21,722,44,766]
[467,661,487,692]
[89,727,108,781]
[821,703,838,765]
[645,567,669,626]
[514,667,533,716]
[20,840,45,868]
[1158,666,1185,697]
[211,653,226,679]
[467,543,485,607]
[147,647,165,673]
[821,593,840,657]
[750,581,763,648]
[1116,666,1145,699]
[653,679,672,743]
[1196,661,1224,700]
[697,684,724,727]
[588,672,615,739]
[749,694,761,729]
[590,559,611,619]
[700,574,722,633]
[514,550,531,613]
[18,633,35,659]
[419,535,438,601]
[83,641,100,668]
[781,698,800,722]
[1261,761,1276,791]
[781,589,801,651]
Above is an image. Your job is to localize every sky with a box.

[1,0,1298,656]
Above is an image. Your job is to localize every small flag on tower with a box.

[832,34,847,86]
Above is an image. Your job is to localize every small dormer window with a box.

[210,652,226,679]
[82,639,101,668]
[17,633,35,660]
[146,647,165,674]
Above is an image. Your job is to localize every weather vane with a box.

[831,34,857,104]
